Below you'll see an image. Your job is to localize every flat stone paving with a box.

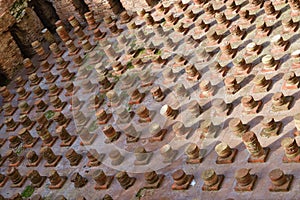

[2,0,300,199]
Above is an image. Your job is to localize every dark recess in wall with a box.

[9,26,35,58]
[28,0,59,33]
[73,0,90,17]
[109,0,125,14]
[146,0,159,6]
[0,72,9,86]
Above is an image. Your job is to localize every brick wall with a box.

[0,9,15,32]
[0,6,23,79]
[0,31,23,79]
[0,4,44,79]
[11,7,44,56]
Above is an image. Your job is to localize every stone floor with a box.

[1,0,300,199]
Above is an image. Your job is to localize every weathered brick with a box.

[0,11,16,32]
[0,31,23,79]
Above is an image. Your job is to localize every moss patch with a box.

[137,48,146,56]
[16,145,24,155]
[21,185,34,198]
[135,187,147,199]
[113,75,119,82]
[155,49,162,56]
[45,110,55,120]
[86,65,94,70]
[88,121,98,132]
[127,61,134,69]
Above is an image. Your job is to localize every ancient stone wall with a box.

[0,0,162,82]
[0,1,44,80]
[0,31,23,79]
[0,5,22,80]
[29,0,59,32]
[50,0,88,25]
[83,0,124,20]
[10,7,44,57]
[0,8,15,33]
